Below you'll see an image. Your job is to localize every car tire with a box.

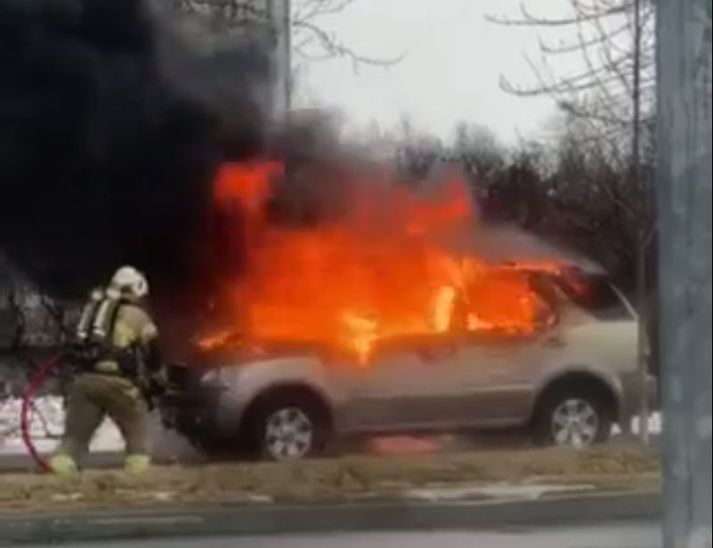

[246,392,331,461]
[532,385,614,448]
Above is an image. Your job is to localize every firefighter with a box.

[48,266,164,477]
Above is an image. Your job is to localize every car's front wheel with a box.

[246,390,331,461]
[532,386,614,448]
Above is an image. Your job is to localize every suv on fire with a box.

[161,267,657,461]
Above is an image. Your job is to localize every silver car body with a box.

[203,290,653,436]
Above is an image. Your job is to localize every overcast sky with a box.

[294,0,580,144]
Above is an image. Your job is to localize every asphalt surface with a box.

[0,492,661,546]
[17,519,661,548]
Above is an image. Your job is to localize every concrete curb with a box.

[0,491,661,545]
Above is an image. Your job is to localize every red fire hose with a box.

[20,353,63,473]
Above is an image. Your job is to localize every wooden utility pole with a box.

[657,0,712,546]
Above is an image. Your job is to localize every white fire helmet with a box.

[109,265,149,299]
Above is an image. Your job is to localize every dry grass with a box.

[0,446,660,513]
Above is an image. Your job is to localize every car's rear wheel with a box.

[532,385,613,448]
[246,391,331,461]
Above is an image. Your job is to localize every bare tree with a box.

[393,116,445,181]
[453,123,506,182]
[488,0,655,159]
[489,0,657,442]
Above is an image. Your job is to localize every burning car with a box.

[156,160,656,461]
[161,265,656,461]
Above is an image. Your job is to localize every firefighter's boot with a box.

[48,454,79,478]
[124,454,151,475]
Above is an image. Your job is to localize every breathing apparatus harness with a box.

[70,286,146,380]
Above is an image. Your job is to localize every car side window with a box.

[558,273,634,321]
[527,273,562,334]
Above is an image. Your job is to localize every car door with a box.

[448,330,557,426]
[342,336,484,433]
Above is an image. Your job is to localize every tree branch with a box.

[537,21,629,55]
[501,50,631,97]
[167,0,404,68]
[486,1,628,27]
[292,18,405,69]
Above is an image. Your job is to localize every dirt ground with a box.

[0,446,660,513]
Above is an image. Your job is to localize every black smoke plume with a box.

[0,0,270,310]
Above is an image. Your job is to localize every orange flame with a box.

[199,160,560,364]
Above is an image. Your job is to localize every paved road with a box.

[19,520,660,548]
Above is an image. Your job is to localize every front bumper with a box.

[159,386,222,435]
[159,364,227,442]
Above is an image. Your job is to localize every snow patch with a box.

[612,412,662,436]
[1,396,125,455]
[1,394,201,461]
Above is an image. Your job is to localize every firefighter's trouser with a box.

[52,373,149,473]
